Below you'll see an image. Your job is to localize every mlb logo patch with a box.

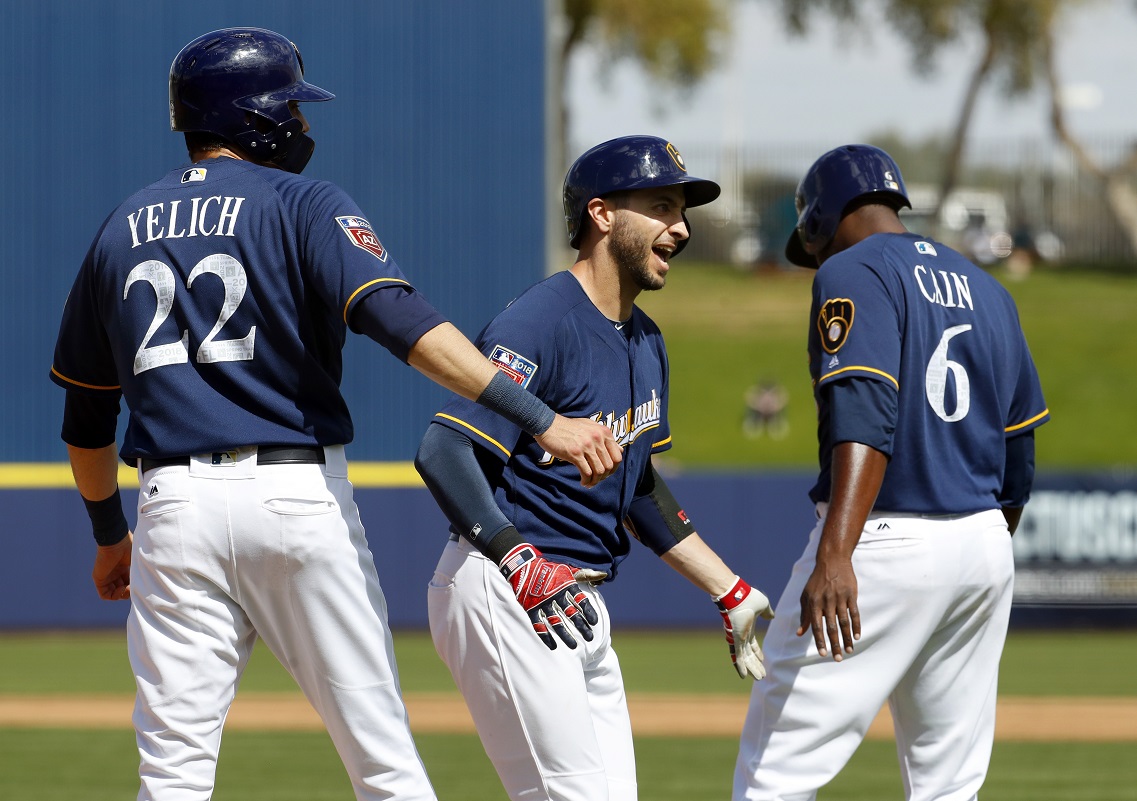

[915,241,938,256]
[181,167,207,183]
[336,216,388,262]
[489,345,537,388]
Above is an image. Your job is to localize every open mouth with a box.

[652,244,674,264]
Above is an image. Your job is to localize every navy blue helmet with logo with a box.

[563,135,721,255]
[169,27,334,174]
[785,144,911,267]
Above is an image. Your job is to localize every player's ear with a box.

[586,196,616,239]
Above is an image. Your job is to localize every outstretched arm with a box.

[407,323,621,487]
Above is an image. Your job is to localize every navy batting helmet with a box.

[563,135,720,254]
[785,144,911,268]
[170,28,334,174]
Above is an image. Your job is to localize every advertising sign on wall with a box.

[1012,474,1137,609]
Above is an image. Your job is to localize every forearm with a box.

[659,534,737,598]
[67,443,121,501]
[407,323,500,402]
[414,423,521,562]
[819,441,888,560]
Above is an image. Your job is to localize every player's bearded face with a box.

[609,209,674,292]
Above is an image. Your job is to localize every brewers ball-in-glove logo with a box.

[666,142,687,172]
[818,298,854,354]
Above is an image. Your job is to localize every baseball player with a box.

[415,135,775,801]
[732,144,1050,801]
[49,28,620,801]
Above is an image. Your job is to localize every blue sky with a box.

[567,0,1136,151]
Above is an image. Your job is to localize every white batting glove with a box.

[714,576,775,680]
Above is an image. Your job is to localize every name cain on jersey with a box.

[126,196,245,247]
[913,265,974,310]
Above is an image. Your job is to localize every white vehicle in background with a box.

[902,184,1015,265]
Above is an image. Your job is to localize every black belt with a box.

[138,445,325,473]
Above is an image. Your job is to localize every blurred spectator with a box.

[743,379,789,440]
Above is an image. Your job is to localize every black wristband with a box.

[476,371,556,437]
[481,524,526,567]
[83,489,130,546]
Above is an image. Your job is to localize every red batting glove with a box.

[499,544,600,650]
[714,576,775,680]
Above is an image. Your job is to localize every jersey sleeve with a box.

[296,181,419,324]
[1004,308,1050,436]
[50,228,123,397]
[811,257,902,392]
[432,298,558,462]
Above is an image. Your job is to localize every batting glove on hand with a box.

[499,544,599,650]
[714,576,775,680]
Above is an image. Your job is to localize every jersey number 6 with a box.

[925,324,972,423]
[124,255,256,375]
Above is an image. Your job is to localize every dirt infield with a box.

[2,693,1136,741]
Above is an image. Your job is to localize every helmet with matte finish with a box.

[785,144,911,268]
[563,135,721,255]
[170,27,334,174]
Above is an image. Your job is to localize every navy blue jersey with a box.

[433,271,671,578]
[51,158,424,458]
[809,232,1048,513]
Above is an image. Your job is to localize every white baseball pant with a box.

[733,505,1014,801]
[428,536,637,801]
[128,446,436,801]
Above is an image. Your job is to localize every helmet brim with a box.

[249,81,335,110]
[680,177,721,209]
[784,228,816,268]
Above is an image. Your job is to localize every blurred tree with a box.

[773,0,1137,257]
[552,0,729,169]
[1041,24,1137,257]
[771,0,1066,237]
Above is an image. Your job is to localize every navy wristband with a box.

[477,371,556,436]
[83,489,129,546]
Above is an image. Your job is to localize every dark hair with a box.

[184,130,235,156]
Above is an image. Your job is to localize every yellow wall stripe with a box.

[0,462,424,489]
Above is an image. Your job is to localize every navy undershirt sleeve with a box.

[625,464,696,556]
[62,390,121,449]
[350,285,448,364]
[415,421,515,550]
[826,377,898,456]
[999,430,1035,508]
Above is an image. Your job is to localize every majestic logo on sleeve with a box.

[489,345,537,389]
[818,298,854,354]
[336,216,388,262]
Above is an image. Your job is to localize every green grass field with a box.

[2,629,1135,799]
[639,263,1136,469]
